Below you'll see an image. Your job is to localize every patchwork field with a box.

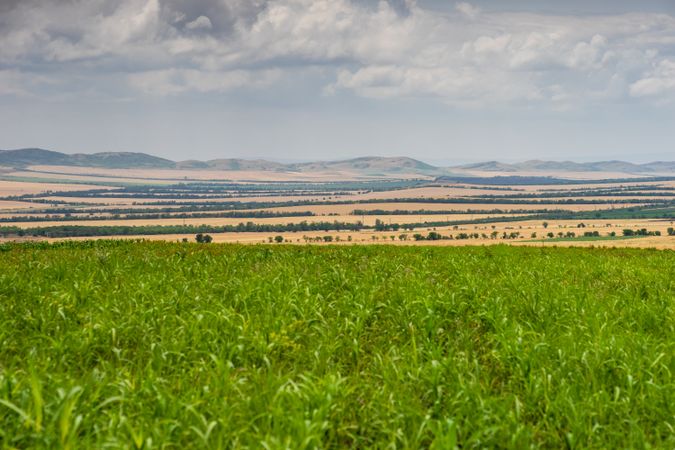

[0,165,673,248]
[0,241,673,448]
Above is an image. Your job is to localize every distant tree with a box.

[274,235,284,243]
[542,222,549,229]
[668,227,675,236]
[398,234,408,241]
[195,233,212,243]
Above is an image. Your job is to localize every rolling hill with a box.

[457,159,675,174]
[0,148,174,169]
[0,148,673,176]
[0,148,440,174]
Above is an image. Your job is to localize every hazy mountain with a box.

[205,159,286,171]
[0,148,174,168]
[458,161,518,172]
[0,149,438,174]
[0,148,73,166]
[290,157,438,173]
[456,160,675,174]
[639,161,675,172]
[1,148,673,175]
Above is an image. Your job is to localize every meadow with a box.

[1,241,674,448]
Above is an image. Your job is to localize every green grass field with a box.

[1,241,674,449]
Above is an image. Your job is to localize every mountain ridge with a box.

[1,148,673,175]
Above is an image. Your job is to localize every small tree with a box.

[274,235,284,243]
[542,222,549,229]
[195,233,212,243]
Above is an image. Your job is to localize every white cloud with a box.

[630,60,675,97]
[455,2,481,19]
[1,0,675,108]
[185,16,213,31]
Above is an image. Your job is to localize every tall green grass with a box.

[0,241,674,448]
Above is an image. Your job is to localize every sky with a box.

[1,0,675,164]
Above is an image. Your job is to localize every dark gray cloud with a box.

[159,0,267,35]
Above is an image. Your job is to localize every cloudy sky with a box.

[1,0,675,163]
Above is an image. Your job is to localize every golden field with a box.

[0,164,672,249]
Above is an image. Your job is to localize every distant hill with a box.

[458,161,518,172]
[0,149,439,174]
[0,148,174,169]
[289,157,438,174]
[0,148,673,176]
[456,160,675,174]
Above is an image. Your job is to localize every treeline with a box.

[540,185,675,193]
[353,208,571,216]
[435,175,675,186]
[0,221,365,238]
[472,191,675,199]
[7,197,665,216]
[622,228,662,237]
[0,210,315,223]
[4,180,424,201]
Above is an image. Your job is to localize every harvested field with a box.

[0,200,44,211]
[0,180,114,196]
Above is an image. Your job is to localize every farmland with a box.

[1,241,674,448]
[0,164,673,249]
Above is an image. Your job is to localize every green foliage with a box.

[0,221,365,238]
[0,242,674,448]
[195,233,213,244]
[623,228,661,237]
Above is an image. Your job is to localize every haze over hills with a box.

[0,148,175,169]
[1,148,674,176]
[460,160,675,173]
